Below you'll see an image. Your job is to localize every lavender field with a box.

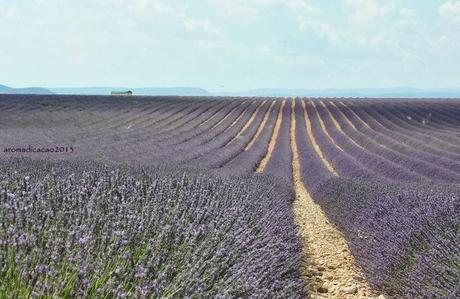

[1,94,460,298]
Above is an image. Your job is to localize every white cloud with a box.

[193,39,248,54]
[283,0,318,14]
[208,1,260,22]
[0,5,21,20]
[345,0,396,25]
[297,17,343,44]
[245,0,340,44]
[399,8,416,18]
[2,1,459,90]
[122,1,222,35]
[241,0,317,15]
[439,1,460,24]
[340,0,427,56]
[183,19,221,34]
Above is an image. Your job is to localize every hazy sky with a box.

[1,0,459,91]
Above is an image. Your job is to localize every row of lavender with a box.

[2,94,460,297]
[309,100,460,183]
[0,95,271,170]
[1,95,460,177]
[0,95,289,180]
[2,94,459,180]
[1,96,313,297]
[0,158,306,298]
[294,98,460,298]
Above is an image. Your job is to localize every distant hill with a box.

[0,84,53,95]
[5,84,460,98]
[215,87,460,98]
[51,87,210,96]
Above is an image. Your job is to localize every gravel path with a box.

[291,100,382,299]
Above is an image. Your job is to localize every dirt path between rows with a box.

[246,100,276,150]
[256,99,285,172]
[301,100,339,176]
[320,101,364,150]
[290,100,382,299]
[337,101,370,129]
[310,101,344,152]
[227,100,267,145]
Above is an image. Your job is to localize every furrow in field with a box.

[110,99,204,132]
[303,100,381,180]
[226,100,267,146]
[339,100,460,163]
[162,100,247,147]
[131,100,212,132]
[245,100,276,150]
[315,101,427,183]
[199,100,245,127]
[291,99,378,299]
[168,100,253,149]
[403,101,460,135]
[64,99,175,142]
[186,109,266,166]
[365,103,460,151]
[311,101,344,152]
[339,101,370,129]
[67,100,193,161]
[434,102,460,127]
[319,101,364,150]
[337,101,440,152]
[328,101,460,176]
[375,103,460,146]
[342,101,460,159]
[151,100,258,164]
[219,100,281,176]
[94,100,223,156]
[128,100,217,137]
[144,100,231,141]
[256,100,285,172]
[195,100,271,168]
[76,100,165,130]
[101,100,206,140]
[302,100,339,176]
[399,101,460,134]
[211,100,248,129]
[320,101,460,183]
[262,99,293,182]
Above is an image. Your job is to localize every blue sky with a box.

[0,0,459,91]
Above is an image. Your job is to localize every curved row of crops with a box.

[293,98,460,298]
[0,159,305,298]
[1,94,460,298]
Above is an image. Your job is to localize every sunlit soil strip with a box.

[256,100,285,172]
[320,101,364,150]
[226,100,267,145]
[338,101,370,129]
[245,100,276,150]
[330,102,357,130]
[311,101,344,152]
[291,100,378,299]
[196,103,228,127]
[201,101,246,127]
[211,100,249,129]
[301,100,339,176]
[331,102,394,151]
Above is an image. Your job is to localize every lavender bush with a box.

[0,159,306,298]
[2,94,460,298]
[314,178,460,298]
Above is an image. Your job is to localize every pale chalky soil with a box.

[290,100,381,299]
